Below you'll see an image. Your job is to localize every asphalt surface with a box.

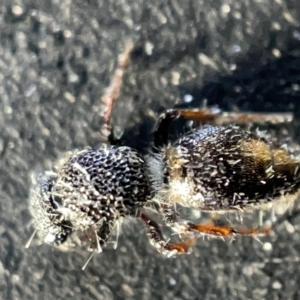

[1,1,300,299]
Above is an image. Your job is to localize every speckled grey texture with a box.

[1,1,300,299]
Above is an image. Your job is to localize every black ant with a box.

[27,42,300,269]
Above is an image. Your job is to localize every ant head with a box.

[29,172,73,246]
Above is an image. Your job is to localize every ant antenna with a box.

[25,229,37,249]
[100,41,134,143]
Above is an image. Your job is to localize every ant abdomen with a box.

[163,125,300,211]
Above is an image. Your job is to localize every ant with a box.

[27,42,300,269]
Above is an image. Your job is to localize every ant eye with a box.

[54,221,73,245]
[54,232,69,245]
[49,190,62,209]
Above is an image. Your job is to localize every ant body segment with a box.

[27,43,300,269]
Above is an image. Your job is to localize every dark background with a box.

[1,0,300,299]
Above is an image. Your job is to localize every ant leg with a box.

[160,204,271,238]
[140,213,194,256]
[153,107,293,148]
[100,42,134,145]
[175,108,293,126]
